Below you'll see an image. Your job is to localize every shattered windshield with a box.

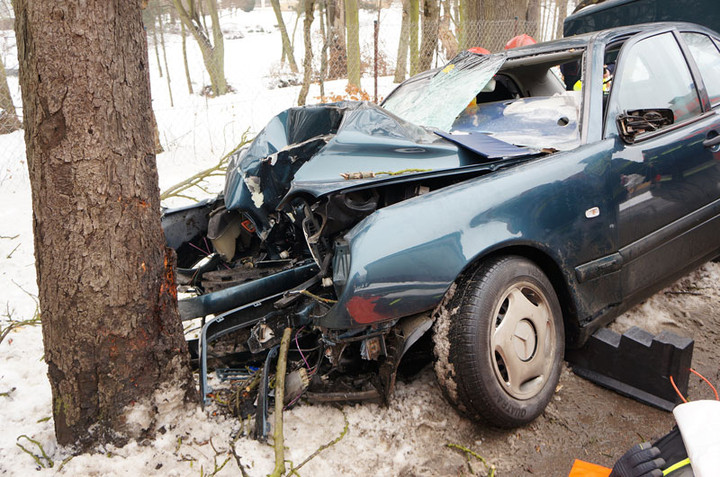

[383,49,585,152]
[383,51,506,132]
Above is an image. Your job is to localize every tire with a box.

[433,255,564,428]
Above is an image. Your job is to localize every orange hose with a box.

[690,368,719,401]
[670,375,688,403]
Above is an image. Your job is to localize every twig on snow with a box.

[16,435,53,469]
[447,443,496,476]
[160,131,252,202]
[269,327,293,477]
[287,410,350,476]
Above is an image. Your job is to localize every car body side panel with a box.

[318,141,621,331]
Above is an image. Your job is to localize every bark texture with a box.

[297,0,316,106]
[13,0,195,450]
[345,0,361,87]
[418,0,439,71]
[327,0,346,80]
[408,0,420,76]
[393,0,410,83]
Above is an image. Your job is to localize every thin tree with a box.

[318,0,329,96]
[327,0,347,80]
[158,13,174,107]
[172,0,229,96]
[0,55,21,133]
[345,0,361,87]
[408,0,420,76]
[12,0,195,450]
[270,0,299,73]
[151,14,164,77]
[181,22,194,94]
[298,0,316,105]
[555,0,569,39]
[393,0,410,82]
[438,0,459,60]
[418,0,439,71]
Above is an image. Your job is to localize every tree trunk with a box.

[172,0,228,96]
[327,0,346,80]
[13,0,195,450]
[181,21,194,94]
[0,55,21,134]
[526,0,541,38]
[438,3,459,60]
[318,0,328,97]
[151,16,164,78]
[461,0,483,50]
[270,0,299,73]
[555,0,568,40]
[408,0,420,76]
[298,0,315,106]
[418,0,439,71]
[393,0,410,83]
[478,0,531,51]
[205,0,227,94]
[345,0,361,87]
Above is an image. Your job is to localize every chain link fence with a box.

[0,0,571,193]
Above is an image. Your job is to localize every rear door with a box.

[604,29,720,301]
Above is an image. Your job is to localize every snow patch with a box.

[244,175,264,208]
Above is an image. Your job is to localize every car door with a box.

[604,29,720,301]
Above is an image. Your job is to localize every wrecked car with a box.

[162,22,720,431]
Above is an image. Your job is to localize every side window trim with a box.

[602,28,704,142]
[675,30,712,112]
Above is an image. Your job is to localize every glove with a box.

[609,442,665,477]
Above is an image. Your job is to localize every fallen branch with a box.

[229,440,251,477]
[5,242,20,259]
[16,435,53,469]
[0,387,16,398]
[447,443,496,476]
[269,327,293,477]
[288,410,350,475]
[160,131,252,202]
[1,303,41,346]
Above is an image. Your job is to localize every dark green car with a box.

[164,22,720,430]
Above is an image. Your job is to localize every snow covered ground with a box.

[0,4,443,476]
[3,4,720,476]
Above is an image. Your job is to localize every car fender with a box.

[318,141,620,332]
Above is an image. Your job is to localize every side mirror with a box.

[617,108,674,143]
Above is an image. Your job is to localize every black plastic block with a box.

[566,326,693,411]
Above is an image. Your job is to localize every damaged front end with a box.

[162,50,567,434]
[163,101,474,435]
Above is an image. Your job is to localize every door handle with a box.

[704,133,720,148]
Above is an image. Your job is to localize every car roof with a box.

[500,21,719,59]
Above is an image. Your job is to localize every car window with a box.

[614,32,701,126]
[681,32,720,107]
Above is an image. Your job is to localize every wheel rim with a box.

[489,281,556,400]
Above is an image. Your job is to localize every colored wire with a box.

[188,241,211,256]
[295,326,312,370]
[670,375,688,403]
[690,368,719,401]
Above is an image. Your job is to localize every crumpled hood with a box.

[223,101,460,235]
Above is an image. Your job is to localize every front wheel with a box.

[433,256,564,428]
